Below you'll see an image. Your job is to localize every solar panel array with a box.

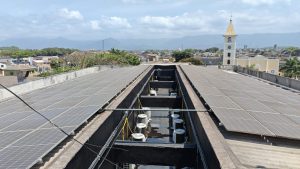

[0,66,148,169]
[181,65,300,140]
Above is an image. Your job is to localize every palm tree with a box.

[280,57,300,79]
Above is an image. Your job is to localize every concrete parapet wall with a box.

[290,78,300,90]
[234,66,300,91]
[0,65,117,101]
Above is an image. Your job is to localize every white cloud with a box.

[216,10,300,34]
[136,11,225,38]
[122,0,140,3]
[241,0,291,5]
[140,16,175,28]
[90,20,101,30]
[122,0,189,5]
[136,9,300,38]
[58,8,84,20]
[90,16,131,30]
[139,11,214,31]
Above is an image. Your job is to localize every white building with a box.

[236,55,280,75]
[223,18,237,66]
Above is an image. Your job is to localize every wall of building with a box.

[236,58,279,75]
[4,70,17,76]
[266,60,280,75]
[235,59,248,67]
[199,57,222,65]
[0,65,120,101]
[223,36,237,66]
[249,59,267,71]
[234,66,300,91]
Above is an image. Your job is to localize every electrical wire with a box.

[105,108,207,112]
[0,83,122,169]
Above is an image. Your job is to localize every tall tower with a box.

[223,18,237,66]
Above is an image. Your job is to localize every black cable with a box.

[0,83,121,168]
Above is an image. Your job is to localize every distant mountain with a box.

[0,33,299,50]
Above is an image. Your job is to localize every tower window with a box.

[228,45,232,49]
[227,53,231,57]
[228,37,232,43]
[227,60,230,65]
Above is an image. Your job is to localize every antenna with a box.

[102,40,105,51]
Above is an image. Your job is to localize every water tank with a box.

[173,129,185,143]
[173,118,184,130]
[136,123,147,135]
[171,109,181,118]
[170,114,179,129]
[169,92,177,96]
[150,89,157,96]
[131,133,146,142]
[0,63,7,69]
[138,114,148,125]
[142,107,151,121]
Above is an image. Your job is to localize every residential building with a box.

[0,65,35,82]
[35,56,59,64]
[32,60,51,72]
[236,55,280,75]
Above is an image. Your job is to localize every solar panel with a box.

[40,108,68,119]
[259,101,300,116]
[0,112,34,130]
[77,94,111,106]
[248,111,296,125]
[288,116,300,125]
[2,117,49,132]
[211,107,255,121]
[0,130,31,148]
[0,144,53,169]
[197,86,224,95]
[244,91,275,101]
[229,97,276,113]
[47,96,87,109]
[0,65,149,168]
[202,95,240,109]
[220,118,274,136]
[11,127,73,146]
[219,88,250,98]
[181,65,300,140]
[262,123,300,140]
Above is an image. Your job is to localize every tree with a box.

[50,58,65,69]
[172,50,193,62]
[285,47,300,57]
[0,47,78,58]
[246,64,257,70]
[179,58,203,65]
[280,57,300,79]
[205,47,219,53]
[110,48,122,55]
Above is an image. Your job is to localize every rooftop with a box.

[224,19,237,36]
[3,65,35,71]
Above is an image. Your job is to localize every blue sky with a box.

[0,0,299,40]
